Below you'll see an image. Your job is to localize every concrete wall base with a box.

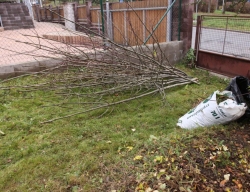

[132,41,184,65]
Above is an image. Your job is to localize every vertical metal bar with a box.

[167,0,172,41]
[86,0,92,27]
[110,8,113,41]
[195,16,202,64]
[178,0,182,41]
[124,11,127,45]
[0,15,3,27]
[97,11,101,35]
[99,0,105,35]
[44,6,47,21]
[39,0,43,7]
[143,9,145,41]
[74,2,78,24]
[222,17,228,54]
[106,0,110,39]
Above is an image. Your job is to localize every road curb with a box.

[0,58,63,79]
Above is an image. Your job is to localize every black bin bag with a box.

[225,76,250,121]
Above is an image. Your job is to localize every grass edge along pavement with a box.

[0,66,249,191]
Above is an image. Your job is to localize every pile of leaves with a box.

[96,126,250,192]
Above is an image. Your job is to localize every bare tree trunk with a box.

[222,0,226,14]
[208,0,211,13]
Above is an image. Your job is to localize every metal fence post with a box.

[99,0,105,35]
[36,5,41,22]
[74,2,78,24]
[44,6,47,21]
[178,0,182,41]
[106,0,111,39]
[86,0,92,27]
[48,5,52,21]
[222,17,229,55]
[124,11,127,45]
[167,0,172,41]
[195,15,201,64]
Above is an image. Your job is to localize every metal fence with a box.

[197,15,250,59]
[32,0,183,46]
[195,15,250,78]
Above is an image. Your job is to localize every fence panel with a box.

[145,9,167,44]
[40,7,45,20]
[111,0,168,46]
[112,11,125,44]
[59,7,64,19]
[90,6,101,33]
[126,11,144,46]
[32,6,37,20]
[111,0,168,9]
[52,7,59,21]
[77,5,87,22]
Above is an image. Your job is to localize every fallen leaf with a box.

[222,145,228,151]
[165,175,171,180]
[179,186,186,191]
[199,146,206,152]
[220,179,228,187]
[224,187,231,192]
[212,163,216,169]
[145,187,153,192]
[159,169,165,173]
[154,156,163,163]
[153,50,157,57]
[156,172,165,179]
[0,130,5,136]
[149,135,158,141]
[126,146,133,151]
[232,179,242,189]
[136,182,145,190]
[134,155,143,161]
[159,183,166,190]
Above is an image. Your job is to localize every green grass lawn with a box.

[0,66,249,191]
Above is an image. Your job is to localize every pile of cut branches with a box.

[0,4,197,123]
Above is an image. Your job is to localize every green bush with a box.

[226,2,250,13]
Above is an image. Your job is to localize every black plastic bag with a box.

[225,76,250,121]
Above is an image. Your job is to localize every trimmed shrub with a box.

[226,2,250,13]
[197,0,217,13]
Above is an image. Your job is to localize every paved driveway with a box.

[0,21,93,67]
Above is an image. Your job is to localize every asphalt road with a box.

[192,27,250,59]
